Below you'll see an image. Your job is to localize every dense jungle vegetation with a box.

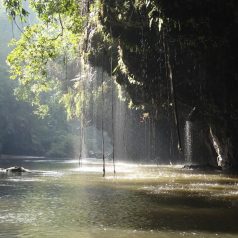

[0,5,79,157]
[1,0,238,168]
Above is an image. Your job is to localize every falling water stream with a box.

[184,121,193,164]
[1,158,238,238]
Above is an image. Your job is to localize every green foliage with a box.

[45,133,79,158]
[3,0,85,117]
[3,0,29,21]
[7,21,81,116]
[3,0,107,122]
[0,7,80,157]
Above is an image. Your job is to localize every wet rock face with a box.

[87,1,238,166]
[210,123,238,170]
[99,0,238,107]
[183,114,217,167]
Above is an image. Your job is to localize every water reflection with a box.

[1,158,238,237]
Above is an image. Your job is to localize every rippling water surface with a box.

[1,158,238,238]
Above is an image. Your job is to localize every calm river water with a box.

[1,158,238,238]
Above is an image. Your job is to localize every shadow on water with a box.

[135,192,238,233]
[68,183,238,234]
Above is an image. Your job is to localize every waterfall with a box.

[114,94,127,161]
[75,65,127,163]
[184,120,193,164]
[74,63,149,168]
[209,127,227,167]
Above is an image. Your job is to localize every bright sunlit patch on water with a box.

[72,166,104,173]
[71,159,139,174]
[0,213,38,225]
[5,178,43,182]
[24,159,59,163]
[0,184,16,187]
[57,159,79,164]
[39,170,65,177]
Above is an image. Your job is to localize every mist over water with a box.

[76,65,146,164]
[114,98,127,161]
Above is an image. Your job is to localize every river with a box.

[1,158,238,238]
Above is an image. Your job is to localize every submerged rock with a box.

[5,166,30,173]
[0,168,5,172]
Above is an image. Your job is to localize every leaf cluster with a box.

[5,1,83,117]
